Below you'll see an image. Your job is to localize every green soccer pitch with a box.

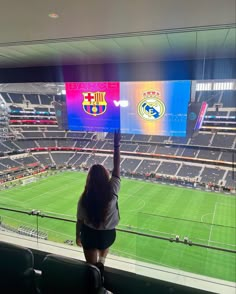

[0,171,235,282]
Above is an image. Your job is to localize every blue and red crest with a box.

[82,92,107,116]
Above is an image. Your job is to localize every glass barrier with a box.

[1,205,235,285]
[134,212,236,282]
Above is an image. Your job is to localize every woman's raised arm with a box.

[112,130,120,178]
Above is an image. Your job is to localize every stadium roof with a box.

[0,0,235,68]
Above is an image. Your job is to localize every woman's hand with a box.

[76,237,82,247]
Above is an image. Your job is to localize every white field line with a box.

[43,210,76,219]
[196,237,236,248]
[118,224,176,237]
[208,203,217,246]
[0,172,84,195]
[122,200,146,213]
[216,202,236,207]
[201,213,213,223]
[119,182,152,205]
[111,248,159,265]
[2,179,50,192]
[24,182,78,203]
[0,194,22,204]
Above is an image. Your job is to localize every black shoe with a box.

[95,262,105,284]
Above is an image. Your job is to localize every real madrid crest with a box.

[138,91,165,121]
[82,92,107,116]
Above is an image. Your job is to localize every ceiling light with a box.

[48,13,59,19]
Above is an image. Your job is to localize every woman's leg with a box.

[97,229,116,264]
[98,248,109,264]
[83,248,98,264]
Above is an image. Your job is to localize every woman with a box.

[76,131,120,265]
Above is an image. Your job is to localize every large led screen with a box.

[66,82,120,132]
[66,81,191,136]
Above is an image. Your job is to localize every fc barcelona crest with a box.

[82,92,107,116]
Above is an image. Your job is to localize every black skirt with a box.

[80,224,116,250]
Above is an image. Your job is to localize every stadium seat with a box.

[40,254,103,294]
[0,241,38,294]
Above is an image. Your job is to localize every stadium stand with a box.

[169,136,189,144]
[102,142,114,150]
[24,94,40,104]
[221,90,236,107]
[0,157,22,169]
[51,152,74,166]
[33,153,53,166]
[57,139,76,147]
[39,94,53,105]
[219,151,234,162]
[14,156,39,166]
[211,134,235,148]
[206,110,228,116]
[156,146,178,155]
[36,139,56,147]
[136,144,150,153]
[1,140,19,151]
[105,132,113,140]
[135,159,161,174]
[21,126,41,131]
[84,132,95,139]
[150,135,169,143]
[67,153,83,165]
[177,164,202,178]
[189,133,212,146]
[148,145,157,153]
[0,92,12,103]
[182,148,198,158]
[103,156,113,171]
[35,107,50,112]
[0,142,11,153]
[86,154,107,167]
[197,91,221,107]
[121,158,142,172]
[0,83,235,195]
[120,143,138,152]
[157,162,181,175]
[197,149,221,160]
[224,170,235,189]
[200,167,226,185]
[175,147,185,156]
[44,126,59,131]
[67,132,86,138]
[132,134,151,142]
[72,153,90,167]
[44,132,65,138]
[74,140,89,148]
[121,133,133,141]
[15,140,38,149]
[9,93,24,104]
[22,132,44,138]
[9,105,23,111]
[93,140,105,149]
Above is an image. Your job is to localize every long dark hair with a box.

[79,164,112,228]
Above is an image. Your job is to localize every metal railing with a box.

[0,206,235,254]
